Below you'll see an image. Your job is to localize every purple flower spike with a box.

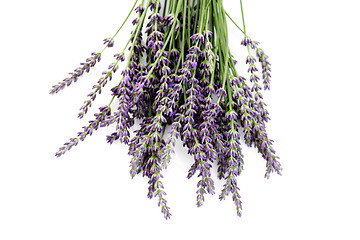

[56,106,114,157]
[77,61,116,119]
[50,52,101,94]
[135,5,144,14]
[256,47,272,90]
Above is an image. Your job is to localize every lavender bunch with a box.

[51,0,281,219]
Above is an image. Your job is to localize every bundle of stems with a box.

[51,0,282,219]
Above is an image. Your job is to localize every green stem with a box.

[219,1,229,89]
[238,1,253,66]
[101,0,139,53]
[209,0,214,45]
[224,11,245,34]
[161,126,166,138]
[155,0,160,39]
[163,0,168,16]
[193,0,200,35]
[176,0,188,72]
[198,0,205,33]
[239,0,247,34]
[207,46,217,99]
[186,0,192,46]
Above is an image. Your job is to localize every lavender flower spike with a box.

[50,52,101,94]
[55,106,114,157]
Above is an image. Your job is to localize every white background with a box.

[1,0,360,239]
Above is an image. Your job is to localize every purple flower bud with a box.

[246,55,256,64]
[135,5,144,14]
[103,38,114,48]
[241,36,252,46]
[247,64,258,73]
[215,88,227,102]
[132,18,139,25]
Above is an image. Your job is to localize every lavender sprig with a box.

[55,106,114,157]
[78,55,124,119]
[50,52,101,95]
[52,0,281,219]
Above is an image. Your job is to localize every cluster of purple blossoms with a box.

[103,38,114,48]
[51,0,281,219]
[242,36,272,91]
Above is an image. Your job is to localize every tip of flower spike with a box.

[55,148,65,158]
[103,38,114,48]
[49,82,66,95]
[241,36,252,46]
[114,52,125,62]
[164,211,171,220]
[78,111,85,119]
[55,152,62,158]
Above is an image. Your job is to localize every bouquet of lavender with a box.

[51,0,282,219]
